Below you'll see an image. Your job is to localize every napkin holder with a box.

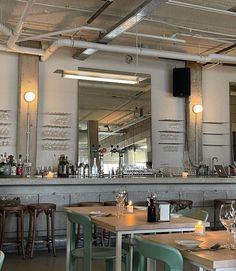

[158,202,170,221]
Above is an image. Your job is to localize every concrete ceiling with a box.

[1,0,236,56]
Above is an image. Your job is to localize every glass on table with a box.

[219,202,236,249]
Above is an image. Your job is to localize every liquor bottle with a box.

[91,157,98,177]
[16,154,23,176]
[57,154,69,178]
[8,155,16,176]
[147,198,156,223]
[0,154,4,175]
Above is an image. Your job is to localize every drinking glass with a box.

[115,186,127,217]
[219,202,236,248]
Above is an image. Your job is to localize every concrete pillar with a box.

[186,62,203,166]
[17,54,39,174]
[87,120,99,168]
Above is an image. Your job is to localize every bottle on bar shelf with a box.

[16,154,23,176]
[57,154,69,178]
[91,157,98,177]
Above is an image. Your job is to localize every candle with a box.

[47,171,54,178]
[127,200,133,213]
[195,221,205,236]
[182,171,188,177]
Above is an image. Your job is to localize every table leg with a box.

[129,233,134,271]
[116,232,123,271]
[66,219,71,271]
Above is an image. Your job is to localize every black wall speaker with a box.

[173,67,191,97]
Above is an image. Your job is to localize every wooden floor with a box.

[2,249,105,271]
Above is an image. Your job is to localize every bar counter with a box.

[0,176,235,247]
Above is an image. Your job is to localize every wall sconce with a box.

[192,104,203,114]
[24,91,35,176]
[192,104,203,165]
[24,91,35,103]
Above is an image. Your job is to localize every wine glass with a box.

[219,202,236,248]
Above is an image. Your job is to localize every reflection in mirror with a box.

[78,69,151,176]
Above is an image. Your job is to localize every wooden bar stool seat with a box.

[27,203,56,258]
[0,204,26,259]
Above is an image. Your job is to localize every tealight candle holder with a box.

[127,200,133,213]
[195,221,205,236]
[182,171,188,178]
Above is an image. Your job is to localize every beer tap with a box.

[92,145,106,177]
[110,145,125,177]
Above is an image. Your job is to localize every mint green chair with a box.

[135,236,183,271]
[0,251,5,271]
[177,208,208,222]
[66,211,128,271]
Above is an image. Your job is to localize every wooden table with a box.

[65,206,209,271]
[143,231,236,271]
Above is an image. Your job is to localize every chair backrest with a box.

[177,208,208,222]
[135,236,183,271]
[0,250,5,271]
[66,211,93,271]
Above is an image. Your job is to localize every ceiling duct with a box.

[73,0,165,60]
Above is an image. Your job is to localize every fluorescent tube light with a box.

[61,70,140,84]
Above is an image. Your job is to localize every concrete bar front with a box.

[0,176,235,246]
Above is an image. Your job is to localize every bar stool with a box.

[77,202,104,246]
[27,203,56,258]
[0,204,26,259]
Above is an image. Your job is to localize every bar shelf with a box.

[42,138,70,141]
[42,125,71,129]
[42,112,72,116]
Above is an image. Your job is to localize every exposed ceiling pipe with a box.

[148,19,236,39]
[7,0,36,49]
[99,114,151,141]
[18,26,107,43]
[0,24,12,36]
[0,22,43,56]
[41,38,236,64]
[167,0,236,17]
[124,31,186,44]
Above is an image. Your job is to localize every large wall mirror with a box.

[77,68,151,175]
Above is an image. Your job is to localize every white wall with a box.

[0,52,18,156]
[202,65,236,165]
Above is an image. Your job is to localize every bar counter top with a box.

[0,175,235,185]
